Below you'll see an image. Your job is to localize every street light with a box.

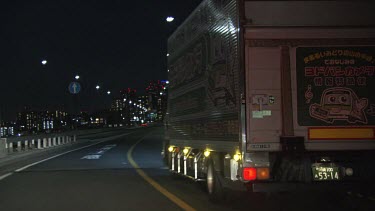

[107,91,111,95]
[96,85,100,90]
[75,75,80,80]
[41,60,47,65]
[166,16,174,22]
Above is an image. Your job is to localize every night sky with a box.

[0,0,202,121]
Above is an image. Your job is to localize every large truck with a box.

[165,0,375,199]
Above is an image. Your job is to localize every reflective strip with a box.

[309,128,375,140]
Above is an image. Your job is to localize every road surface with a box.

[0,127,374,211]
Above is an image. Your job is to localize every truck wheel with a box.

[206,159,225,202]
[162,139,170,166]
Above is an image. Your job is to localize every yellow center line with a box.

[127,137,196,211]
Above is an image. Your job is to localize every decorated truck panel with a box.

[297,47,375,126]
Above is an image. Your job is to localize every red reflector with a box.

[243,167,257,181]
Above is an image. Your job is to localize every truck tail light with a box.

[243,167,257,181]
[257,168,270,180]
[243,167,270,181]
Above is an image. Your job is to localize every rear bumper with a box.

[251,181,372,193]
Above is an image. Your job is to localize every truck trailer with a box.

[165,0,375,199]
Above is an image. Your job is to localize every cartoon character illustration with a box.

[309,87,368,124]
[207,61,236,106]
[206,34,236,107]
[367,104,375,116]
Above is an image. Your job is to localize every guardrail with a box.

[0,126,130,158]
[0,133,76,158]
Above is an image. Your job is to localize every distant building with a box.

[16,107,69,133]
[107,88,151,126]
[121,88,137,103]
[90,110,108,127]
[109,98,124,125]
[119,88,138,126]
[146,80,168,121]
[17,110,42,132]
[111,98,124,112]
[138,95,150,123]
[0,122,14,137]
[52,110,69,130]
[73,111,91,128]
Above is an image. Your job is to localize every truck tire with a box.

[206,159,225,202]
[162,139,170,166]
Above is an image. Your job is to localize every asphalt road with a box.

[0,127,374,211]
[0,127,226,211]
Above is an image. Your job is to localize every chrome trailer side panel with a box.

[167,0,243,153]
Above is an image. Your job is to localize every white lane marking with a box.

[13,132,133,173]
[0,173,13,181]
[104,144,117,147]
[101,145,117,151]
[81,155,102,160]
[81,144,117,159]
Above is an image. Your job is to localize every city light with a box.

[7,80,167,135]
[166,16,174,22]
